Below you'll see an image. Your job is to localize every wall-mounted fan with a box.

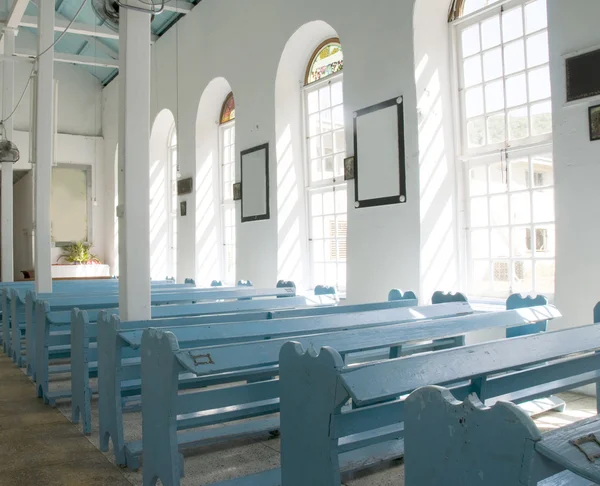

[91,0,120,32]
[91,0,163,32]
[0,123,20,164]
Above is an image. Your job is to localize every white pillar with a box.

[118,1,152,320]
[1,28,16,282]
[34,2,54,293]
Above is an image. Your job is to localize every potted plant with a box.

[58,241,100,265]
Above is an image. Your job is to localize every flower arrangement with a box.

[58,241,100,265]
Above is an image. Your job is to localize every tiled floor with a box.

[2,351,599,485]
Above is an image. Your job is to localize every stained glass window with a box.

[305,39,344,85]
[220,92,235,124]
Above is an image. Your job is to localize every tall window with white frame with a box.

[451,0,554,298]
[167,125,178,280]
[304,38,347,292]
[220,93,236,285]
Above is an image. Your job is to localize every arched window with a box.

[220,93,236,284]
[304,38,347,292]
[451,0,554,297]
[168,124,178,280]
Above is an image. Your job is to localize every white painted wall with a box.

[12,170,33,279]
[414,0,461,304]
[103,0,422,300]
[11,131,105,267]
[548,0,600,328]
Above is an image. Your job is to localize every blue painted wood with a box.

[506,293,548,337]
[279,313,597,486]
[431,290,468,304]
[101,302,475,468]
[315,285,336,296]
[268,299,417,319]
[387,289,418,302]
[237,280,253,287]
[136,304,557,484]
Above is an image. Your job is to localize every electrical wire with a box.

[1,0,90,123]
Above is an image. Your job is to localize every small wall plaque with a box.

[177,177,193,196]
[566,48,600,102]
[180,201,187,217]
[233,182,242,201]
[344,156,355,180]
[590,104,600,141]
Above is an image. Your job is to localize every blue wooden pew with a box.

[404,318,600,485]
[139,303,558,485]
[26,285,296,373]
[106,300,469,470]
[275,304,581,486]
[2,279,179,361]
[67,295,317,428]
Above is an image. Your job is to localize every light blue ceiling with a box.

[5,0,197,85]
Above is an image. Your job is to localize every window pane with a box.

[467,117,486,147]
[471,229,489,258]
[491,228,510,257]
[312,217,323,239]
[510,192,531,224]
[506,73,527,108]
[530,101,552,136]
[487,114,506,144]
[335,188,347,213]
[502,6,524,43]
[323,157,334,180]
[319,86,331,110]
[535,260,555,294]
[483,48,503,81]
[463,55,483,88]
[334,154,345,178]
[528,66,551,102]
[311,158,322,182]
[470,197,488,227]
[334,130,345,154]
[532,154,553,187]
[525,0,547,34]
[472,260,491,293]
[312,240,324,262]
[331,81,343,106]
[465,86,484,118]
[526,31,549,68]
[535,224,555,257]
[492,261,510,292]
[490,195,509,226]
[308,113,320,137]
[481,15,501,50]
[311,193,323,216]
[513,260,533,293]
[504,40,525,75]
[512,227,531,257]
[510,158,530,190]
[307,90,319,114]
[323,191,335,214]
[309,136,321,158]
[533,189,554,222]
[489,162,507,194]
[508,107,529,140]
[462,24,481,57]
[332,106,344,129]
[485,80,504,113]
[469,166,488,196]
[322,132,333,157]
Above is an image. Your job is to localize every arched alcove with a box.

[275,20,345,291]
[195,77,235,286]
[149,108,177,281]
[414,0,460,302]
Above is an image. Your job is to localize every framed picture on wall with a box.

[589,104,600,141]
[240,143,270,223]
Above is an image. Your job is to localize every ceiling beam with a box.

[5,0,29,30]
[17,15,159,42]
[162,3,193,14]
[14,49,120,69]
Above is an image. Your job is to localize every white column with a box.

[34,2,54,293]
[118,1,152,320]
[1,28,16,282]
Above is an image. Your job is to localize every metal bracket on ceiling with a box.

[115,0,166,15]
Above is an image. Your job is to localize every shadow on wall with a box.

[275,20,339,290]
[195,77,234,286]
[149,108,176,280]
[414,0,460,302]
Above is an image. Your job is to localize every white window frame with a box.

[219,119,236,285]
[302,72,347,292]
[451,0,555,299]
